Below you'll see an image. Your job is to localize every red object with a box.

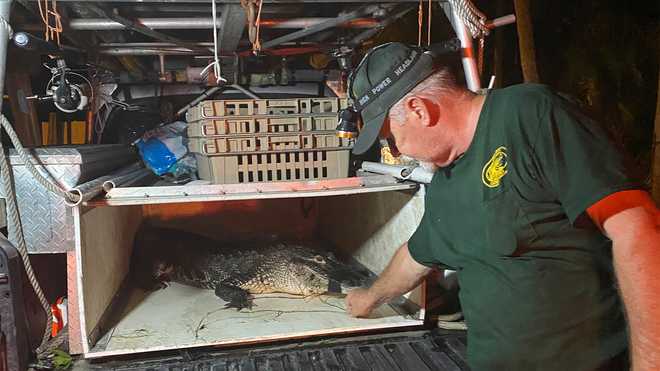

[587,190,659,230]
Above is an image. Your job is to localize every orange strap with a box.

[587,190,659,230]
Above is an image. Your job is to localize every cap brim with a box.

[352,110,386,155]
[349,52,435,156]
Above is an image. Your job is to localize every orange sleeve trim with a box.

[586,190,659,230]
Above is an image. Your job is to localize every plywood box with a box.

[70,186,426,359]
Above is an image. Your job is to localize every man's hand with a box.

[344,243,431,318]
[346,288,377,317]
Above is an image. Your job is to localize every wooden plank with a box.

[513,0,540,82]
[141,198,319,243]
[85,286,422,358]
[67,251,83,355]
[5,71,40,146]
[652,64,660,203]
[318,188,427,315]
[76,205,143,351]
[89,176,417,206]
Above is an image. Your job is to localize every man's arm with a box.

[603,205,660,370]
[346,243,431,317]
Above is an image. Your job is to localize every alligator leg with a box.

[215,283,253,311]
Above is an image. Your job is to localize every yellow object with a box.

[62,121,70,144]
[482,146,508,188]
[71,120,86,144]
[309,53,331,70]
[41,121,49,146]
[381,146,403,165]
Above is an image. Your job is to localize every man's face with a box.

[381,114,432,162]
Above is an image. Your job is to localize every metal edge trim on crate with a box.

[87,176,418,206]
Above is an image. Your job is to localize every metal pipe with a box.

[176,86,223,117]
[102,168,152,193]
[361,161,434,184]
[67,17,378,31]
[261,5,382,50]
[98,47,202,56]
[230,84,260,99]
[486,14,516,29]
[443,3,481,92]
[66,162,143,206]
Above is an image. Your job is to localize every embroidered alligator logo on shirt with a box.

[482,146,508,188]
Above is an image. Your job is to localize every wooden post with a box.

[5,71,41,146]
[652,67,660,203]
[493,0,508,87]
[513,0,540,83]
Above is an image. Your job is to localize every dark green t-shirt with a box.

[409,84,636,371]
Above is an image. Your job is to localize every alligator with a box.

[130,227,369,310]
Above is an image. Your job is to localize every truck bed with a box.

[73,329,469,370]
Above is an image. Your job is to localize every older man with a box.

[345,42,659,371]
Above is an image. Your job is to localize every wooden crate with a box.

[69,191,426,358]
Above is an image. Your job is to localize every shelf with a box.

[87,175,418,206]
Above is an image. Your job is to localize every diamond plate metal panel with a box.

[1,145,136,253]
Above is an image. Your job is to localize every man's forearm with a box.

[366,243,431,306]
[608,208,660,370]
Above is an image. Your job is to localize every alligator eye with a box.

[314,255,325,264]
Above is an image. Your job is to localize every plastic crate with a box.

[188,132,351,154]
[186,98,348,121]
[195,149,350,184]
[187,115,339,137]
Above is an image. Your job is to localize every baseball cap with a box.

[348,42,436,155]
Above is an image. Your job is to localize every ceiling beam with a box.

[82,3,211,54]
[217,4,246,53]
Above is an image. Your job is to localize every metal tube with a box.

[486,14,516,29]
[230,84,260,99]
[360,161,434,184]
[67,17,378,31]
[66,162,143,206]
[98,47,202,56]
[102,168,152,193]
[443,4,481,92]
[176,86,222,117]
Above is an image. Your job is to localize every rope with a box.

[37,0,63,46]
[447,0,489,39]
[417,0,423,46]
[253,0,263,54]
[478,37,485,75]
[0,115,79,203]
[427,0,432,46]
[0,15,13,39]
[200,0,227,84]
[0,124,53,354]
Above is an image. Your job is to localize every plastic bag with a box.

[134,121,197,179]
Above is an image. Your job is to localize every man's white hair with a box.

[388,68,457,124]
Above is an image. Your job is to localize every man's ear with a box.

[403,95,438,127]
